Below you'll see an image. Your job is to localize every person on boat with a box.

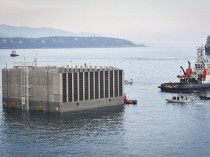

[177,96,179,100]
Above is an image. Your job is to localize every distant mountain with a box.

[0,36,143,49]
[0,24,99,38]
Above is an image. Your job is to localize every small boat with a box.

[124,95,137,104]
[166,96,191,103]
[10,50,19,57]
[124,79,133,85]
[199,90,210,100]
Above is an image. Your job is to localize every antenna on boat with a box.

[34,53,38,67]
[23,57,25,67]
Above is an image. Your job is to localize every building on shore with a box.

[2,64,124,112]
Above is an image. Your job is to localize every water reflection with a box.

[3,105,125,131]
[1,105,125,156]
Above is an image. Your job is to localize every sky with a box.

[0,0,210,46]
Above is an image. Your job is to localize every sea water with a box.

[0,47,210,156]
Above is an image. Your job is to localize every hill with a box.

[0,24,144,48]
[0,36,142,49]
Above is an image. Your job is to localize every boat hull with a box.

[165,99,191,103]
[158,82,210,93]
[205,46,210,55]
[10,54,19,57]
[124,82,133,85]
[199,96,210,100]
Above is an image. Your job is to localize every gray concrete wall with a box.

[2,96,123,113]
[29,68,62,103]
[50,72,62,102]
[59,96,124,112]
[2,66,62,111]
[2,97,21,109]
[2,97,60,112]
[2,68,21,99]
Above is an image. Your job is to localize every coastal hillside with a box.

[0,24,143,48]
[0,36,142,49]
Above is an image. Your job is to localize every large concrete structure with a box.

[2,65,124,112]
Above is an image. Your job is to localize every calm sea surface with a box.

[1,47,210,157]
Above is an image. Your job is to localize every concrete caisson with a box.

[2,65,124,112]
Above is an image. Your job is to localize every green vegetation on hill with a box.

[0,36,143,49]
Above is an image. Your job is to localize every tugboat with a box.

[10,50,19,57]
[158,46,210,93]
[205,35,210,56]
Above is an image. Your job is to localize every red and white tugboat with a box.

[158,46,210,93]
[124,95,137,104]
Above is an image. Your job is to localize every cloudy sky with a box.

[1,0,210,46]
